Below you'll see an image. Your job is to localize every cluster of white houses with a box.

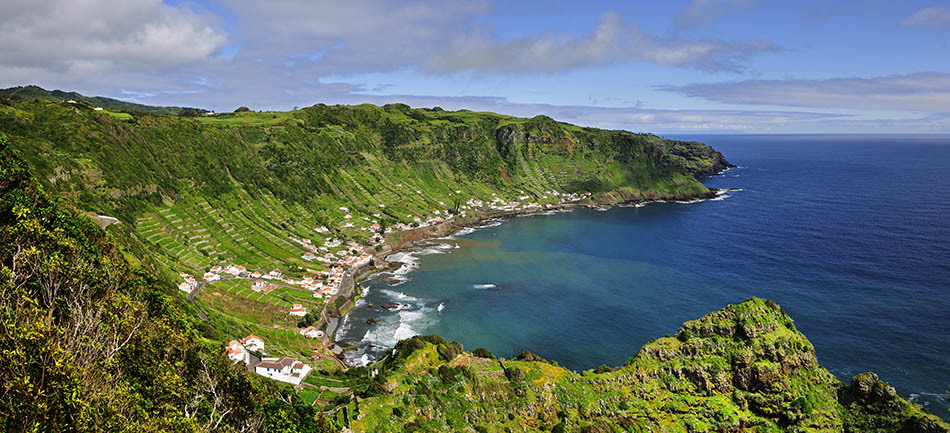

[225,335,313,385]
[177,272,198,292]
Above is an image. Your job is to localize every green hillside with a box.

[0,85,204,116]
[0,92,731,357]
[0,135,325,432]
[0,129,946,431]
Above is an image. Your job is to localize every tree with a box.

[234,106,251,113]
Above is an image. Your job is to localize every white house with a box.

[225,340,248,364]
[252,280,267,292]
[289,304,306,317]
[203,272,220,282]
[298,326,323,339]
[178,282,192,292]
[255,357,312,385]
[240,335,264,352]
[226,265,246,276]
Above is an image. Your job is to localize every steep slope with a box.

[351,299,948,432]
[0,135,329,432]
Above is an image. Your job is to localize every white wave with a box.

[473,283,497,289]
[380,289,420,302]
[415,242,454,256]
[478,219,504,228]
[453,226,477,236]
[360,306,436,348]
[437,302,444,313]
[387,251,420,276]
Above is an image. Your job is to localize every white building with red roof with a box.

[289,304,306,316]
[254,357,311,385]
[225,340,248,364]
[298,326,323,339]
[240,335,264,352]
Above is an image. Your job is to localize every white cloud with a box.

[900,6,950,31]
[0,0,226,74]
[659,73,950,113]
[218,0,491,73]
[426,11,778,73]
[216,2,776,74]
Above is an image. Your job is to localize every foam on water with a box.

[380,289,421,302]
[473,283,497,289]
[453,226,478,237]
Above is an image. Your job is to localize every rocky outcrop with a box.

[354,298,949,432]
[664,139,734,177]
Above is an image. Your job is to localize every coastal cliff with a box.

[0,137,946,431]
[352,298,948,432]
[1,89,945,432]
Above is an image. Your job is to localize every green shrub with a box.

[473,348,496,359]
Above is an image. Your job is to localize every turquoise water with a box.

[338,135,950,416]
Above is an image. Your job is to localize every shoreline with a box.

[324,184,732,354]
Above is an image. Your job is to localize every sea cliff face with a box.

[352,298,948,432]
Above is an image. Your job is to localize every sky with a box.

[1,0,949,133]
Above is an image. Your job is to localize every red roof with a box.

[241,335,262,344]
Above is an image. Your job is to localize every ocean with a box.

[337,134,950,417]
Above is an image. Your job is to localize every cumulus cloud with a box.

[218,0,491,73]
[215,2,775,74]
[675,0,757,28]
[900,6,950,31]
[426,11,778,73]
[0,0,227,73]
[658,73,950,113]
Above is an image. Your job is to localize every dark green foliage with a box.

[297,311,319,328]
[261,392,334,433]
[437,365,457,384]
[516,350,544,362]
[437,341,463,362]
[235,106,251,113]
[593,364,612,374]
[0,135,316,432]
[473,347,496,359]
[504,366,526,383]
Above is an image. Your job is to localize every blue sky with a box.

[1,0,949,133]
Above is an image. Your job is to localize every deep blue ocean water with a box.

[339,135,950,416]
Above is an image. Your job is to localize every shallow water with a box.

[338,135,950,416]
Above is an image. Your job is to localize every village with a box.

[174,188,590,385]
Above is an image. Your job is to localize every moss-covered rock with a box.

[353,298,948,433]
